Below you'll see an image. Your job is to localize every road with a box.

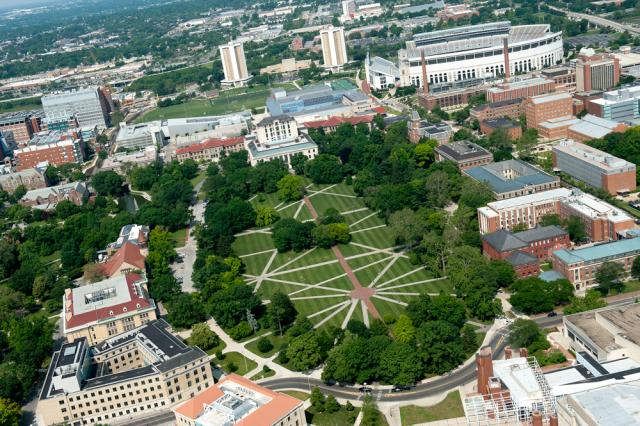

[262,294,640,402]
[548,5,640,35]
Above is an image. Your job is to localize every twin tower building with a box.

[219,25,348,87]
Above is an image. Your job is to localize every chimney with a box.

[503,38,510,81]
[549,415,559,426]
[476,346,494,395]
[532,411,543,426]
[520,347,529,358]
[505,346,512,360]
[421,50,429,95]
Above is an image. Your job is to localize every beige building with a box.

[173,374,306,426]
[63,273,157,345]
[260,58,316,75]
[320,26,348,69]
[0,167,47,193]
[37,320,213,426]
[219,41,252,87]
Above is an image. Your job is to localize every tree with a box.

[378,343,423,385]
[208,284,262,329]
[92,171,125,196]
[461,324,479,354]
[632,256,640,280]
[12,185,27,201]
[310,387,325,411]
[255,206,279,227]
[459,180,493,209]
[287,332,324,371]
[312,223,350,248]
[268,291,298,335]
[393,315,416,344]
[388,208,426,248]
[189,323,220,350]
[564,289,607,315]
[509,277,574,314]
[305,154,343,184]
[507,319,546,350]
[0,397,21,426]
[290,153,308,175]
[166,293,207,329]
[276,175,306,201]
[361,395,385,426]
[565,216,587,243]
[540,213,562,227]
[325,394,341,413]
[271,219,316,252]
[596,261,625,295]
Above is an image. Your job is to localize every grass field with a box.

[282,391,310,400]
[305,406,360,426]
[400,391,464,425]
[234,182,452,330]
[215,351,258,376]
[135,83,297,122]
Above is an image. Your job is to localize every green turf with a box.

[215,351,258,376]
[309,193,367,215]
[234,233,275,256]
[400,391,464,425]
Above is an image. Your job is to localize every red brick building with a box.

[486,77,556,103]
[14,138,84,170]
[576,51,620,92]
[524,92,574,131]
[304,115,374,133]
[174,136,245,163]
[470,98,523,123]
[0,110,39,145]
[434,140,493,171]
[479,118,522,139]
[482,225,570,277]
[19,181,89,210]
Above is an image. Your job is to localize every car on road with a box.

[547,311,558,317]
[358,386,373,393]
[176,277,184,284]
[391,385,411,392]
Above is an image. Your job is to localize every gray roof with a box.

[256,114,295,127]
[465,159,558,194]
[554,237,640,265]
[515,225,567,243]
[484,118,519,129]
[473,98,523,112]
[435,140,491,161]
[21,181,87,202]
[506,250,538,266]
[482,229,528,252]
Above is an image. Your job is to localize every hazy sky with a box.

[0,0,60,11]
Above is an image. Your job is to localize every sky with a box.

[0,0,61,12]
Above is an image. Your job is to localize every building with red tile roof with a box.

[173,373,306,426]
[100,242,146,278]
[63,273,157,345]
[175,136,245,163]
[304,114,374,133]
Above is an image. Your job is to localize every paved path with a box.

[303,196,381,320]
[548,5,640,35]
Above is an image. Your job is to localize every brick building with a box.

[553,139,636,195]
[14,130,84,170]
[541,66,576,91]
[19,181,89,210]
[486,77,556,103]
[482,225,570,277]
[0,110,40,145]
[0,167,47,193]
[524,92,573,131]
[406,111,453,144]
[434,140,493,171]
[464,159,560,200]
[99,242,146,278]
[565,114,628,143]
[62,273,157,345]
[470,98,523,123]
[174,136,245,163]
[480,118,522,139]
[304,114,374,133]
[576,50,621,92]
[552,238,640,293]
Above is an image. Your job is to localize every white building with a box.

[340,1,383,22]
[320,26,348,69]
[115,123,162,150]
[42,87,109,129]
[366,21,563,90]
[163,113,250,146]
[219,41,252,87]
[245,115,318,168]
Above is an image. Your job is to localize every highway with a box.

[548,5,640,35]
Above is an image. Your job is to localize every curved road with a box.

[548,5,640,35]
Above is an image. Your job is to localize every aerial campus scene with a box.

[4,0,640,425]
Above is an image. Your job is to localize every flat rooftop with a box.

[435,140,492,161]
[487,77,554,93]
[567,382,640,424]
[116,123,154,141]
[563,190,632,223]
[554,139,635,173]
[554,236,640,265]
[528,92,572,105]
[486,187,572,211]
[464,159,558,194]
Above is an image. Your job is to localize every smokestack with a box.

[550,415,559,426]
[505,346,512,360]
[421,50,429,95]
[503,38,510,81]
[476,346,494,395]
[532,411,543,426]
[520,347,529,358]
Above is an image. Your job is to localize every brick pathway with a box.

[303,196,382,320]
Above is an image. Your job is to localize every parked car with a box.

[358,386,373,393]
[391,385,411,392]
[547,311,558,317]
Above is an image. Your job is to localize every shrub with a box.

[227,362,238,373]
[257,337,274,353]
[229,321,253,340]
[215,351,225,360]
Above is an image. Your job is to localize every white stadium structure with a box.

[366,21,564,91]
